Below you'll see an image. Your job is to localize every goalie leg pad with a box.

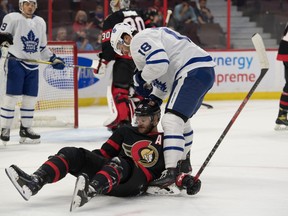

[104,86,134,130]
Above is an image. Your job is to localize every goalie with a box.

[94,0,145,132]
[5,99,201,211]
[0,0,65,145]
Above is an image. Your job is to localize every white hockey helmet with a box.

[110,0,130,12]
[110,22,136,55]
[19,0,37,13]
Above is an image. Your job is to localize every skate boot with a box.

[149,168,178,188]
[70,174,99,212]
[5,165,45,201]
[1,128,10,146]
[275,109,288,131]
[177,152,192,174]
[19,125,41,144]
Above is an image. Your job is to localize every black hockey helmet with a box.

[135,99,161,117]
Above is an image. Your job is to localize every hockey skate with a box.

[274,110,288,131]
[1,128,10,146]
[149,168,178,188]
[19,125,41,144]
[177,152,192,174]
[70,174,98,212]
[5,165,43,201]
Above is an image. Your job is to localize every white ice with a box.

[0,100,287,216]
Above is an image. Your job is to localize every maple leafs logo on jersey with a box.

[21,30,39,54]
[152,79,167,92]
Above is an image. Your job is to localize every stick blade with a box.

[252,33,269,70]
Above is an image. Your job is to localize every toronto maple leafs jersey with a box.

[0,12,53,66]
[130,27,216,100]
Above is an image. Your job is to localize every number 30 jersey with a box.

[101,9,145,62]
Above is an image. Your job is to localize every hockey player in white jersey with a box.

[110,23,215,188]
[0,0,65,145]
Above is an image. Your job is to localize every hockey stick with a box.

[193,33,269,182]
[201,102,213,109]
[3,56,99,70]
[164,10,172,27]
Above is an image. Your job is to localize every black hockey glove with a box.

[149,94,162,106]
[133,70,152,97]
[176,173,201,195]
[49,54,65,70]
[0,32,13,47]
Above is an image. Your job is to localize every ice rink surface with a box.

[0,100,287,216]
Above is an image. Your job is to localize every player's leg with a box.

[5,147,106,201]
[0,60,24,144]
[150,67,215,187]
[19,68,40,143]
[71,157,130,210]
[275,61,288,130]
[104,59,135,131]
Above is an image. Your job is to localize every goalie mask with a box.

[110,22,136,55]
[110,0,130,12]
[19,0,37,14]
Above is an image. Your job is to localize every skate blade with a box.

[5,167,32,201]
[146,184,181,196]
[2,141,8,146]
[70,175,86,212]
[19,138,41,144]
[274,124,288,131]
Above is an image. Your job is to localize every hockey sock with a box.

[90,158,123,194]
[37,154,69,183]
[279,91,288,113]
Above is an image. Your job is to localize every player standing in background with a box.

[93,0,145,132]
[111,23,215,188]
[5,99,201,210]
[275,22,288,130]
[0,0,65,145]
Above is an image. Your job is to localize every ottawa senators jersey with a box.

[277,23,288,62]
[95,126,164,182]
[101,9,145,62]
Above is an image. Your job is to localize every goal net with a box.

[0,41,78,129]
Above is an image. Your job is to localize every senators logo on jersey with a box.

[123,140,159,168]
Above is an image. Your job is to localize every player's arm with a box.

[131,36,169,84]
[92,127,126,158]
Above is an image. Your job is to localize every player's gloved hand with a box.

[176,173,201,195]
[49,54,65,70]
[133,70,152,97]
[0,32,13,48]
[0,32,13,58]
[92,58,108,78]
[149,94,162,106]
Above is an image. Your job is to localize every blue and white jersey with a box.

[130,27,216,100]
[0,12,53,69]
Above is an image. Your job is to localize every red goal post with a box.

[35,41,79,128]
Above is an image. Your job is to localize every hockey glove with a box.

[149,94,162,106]
[176,173,201,195]
[92,58,108,77]
[0,32,13,48]
[133,70,152,98]
[49,54,65,70]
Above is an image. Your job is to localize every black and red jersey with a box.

[101,9,145,62]
[94,126,165,182]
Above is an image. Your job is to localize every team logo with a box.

[152,79,167,93]
[123,140,159,168]
[21,30,39,54]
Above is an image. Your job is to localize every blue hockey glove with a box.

[49,54,65,70]
[133,70,152,97]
